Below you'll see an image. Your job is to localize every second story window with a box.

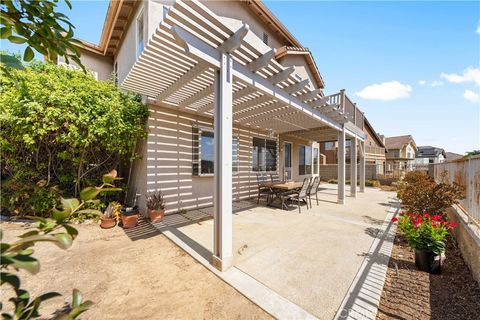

[262,32,268,45]
[136,9,144,57]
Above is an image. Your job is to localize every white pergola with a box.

[122,0,366,271]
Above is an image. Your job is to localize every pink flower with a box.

[391,217,398,222]
[432,215,443,222]
[424,213,430,219]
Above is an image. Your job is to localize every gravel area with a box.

[1,222,271,320]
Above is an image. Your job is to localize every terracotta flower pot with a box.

[121,214,139,229]
[148,208,165,223]
[100,217,117,229]
[414,249,445,274]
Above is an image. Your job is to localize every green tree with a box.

[1,62,148,216]
[0,0,82,67]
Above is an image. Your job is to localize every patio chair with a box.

[287,177,311,213]
[307,176,321,207]
[270,173,281,183]
[256,173,273,204]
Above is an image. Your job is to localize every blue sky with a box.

[1,1,478,154]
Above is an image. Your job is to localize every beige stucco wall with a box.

[115,1,145,85]
[58,48,113,81]
[278,54,317,90]
[202,0,287,50]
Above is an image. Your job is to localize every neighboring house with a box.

[414,146,446,165]
[384,135,417,175]
[319,115,386,179]
[445,151,464,161]
[64,0,370,270]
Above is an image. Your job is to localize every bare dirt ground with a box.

[377,232,480,320]
[1,222,271,320]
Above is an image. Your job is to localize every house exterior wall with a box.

[115,1,145,85]
[129,104,319,214]
[277,54,317,90]
[58,48,113,81]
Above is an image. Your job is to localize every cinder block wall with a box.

[447,207,480,284]
[319,164,378,181]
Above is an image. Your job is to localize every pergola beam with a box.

[247,49,276,72]
[284,79,309,94]
[170,24,345,132]
[180,84,213,108]
[218,24,250,53]
[157,62,208,101]
[267,66,295,85]
[298,88,323,102]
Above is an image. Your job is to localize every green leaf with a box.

[60,198,80,214]
[72,289,82,308]
[53,233,73,249]
[53,208,69,222]
[0,27,12,39]
[2,255,40,274]
[79,187,101,201]
[63,224,79,240]
[23,46,35,62]
[0,272,20,289]
[0,53,24,70]
[8,36,27,44]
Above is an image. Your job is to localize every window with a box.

[192,128,238,176]
[313,147,319,174]
[163,6,169,18]
[324,142,335,150]
[136,9,144,57]
[252,137,277,171]
[262,32,269,45]
[299,145,312,175]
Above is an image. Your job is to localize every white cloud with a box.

[463,90,480,103]
[418,80,427,85]
[441,67,480,86]
[355,81,412,101]
[430,81,443,87]
[476,21,480,34]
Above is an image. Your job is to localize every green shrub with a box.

[1,168,60,217]
[397,171,465,215]
[0,62,148,216]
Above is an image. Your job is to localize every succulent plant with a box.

[145,191,165,211]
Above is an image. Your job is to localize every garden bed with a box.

[377,231,480,320]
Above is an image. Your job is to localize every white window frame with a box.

[136,8,145,58]
[252,137,277,172]
[192,126,239,177]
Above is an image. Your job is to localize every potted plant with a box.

[100,203,116,229]
[120,205,139,229]
[392,213,457,273]
[146,191,166,223]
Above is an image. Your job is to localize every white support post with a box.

[212,53,233,271]
[338,126,346,204]
[350,137,357,198]
[359,140,365,192]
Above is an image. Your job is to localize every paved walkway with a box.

[152,184,399,319]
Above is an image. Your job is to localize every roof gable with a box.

[385,135,416,150]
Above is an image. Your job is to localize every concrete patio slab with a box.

[154,184,398,319]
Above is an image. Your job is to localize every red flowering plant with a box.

[392,213,457,254]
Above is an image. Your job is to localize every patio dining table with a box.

[260,181,303,210]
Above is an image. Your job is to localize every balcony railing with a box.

[365,146,385,155]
